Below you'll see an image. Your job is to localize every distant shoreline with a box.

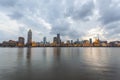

[0,46,120,48]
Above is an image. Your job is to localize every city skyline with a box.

[0,0,120,42]
[0,29,112,43]
[0,29,120,47]
[0,28,119,43]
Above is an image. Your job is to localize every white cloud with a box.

[0,12,19,35]
[82,27,107,41]
[0,0,120,42]
[36,17,52,30]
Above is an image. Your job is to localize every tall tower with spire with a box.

[27,29,32,47]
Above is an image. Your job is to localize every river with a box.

[0,47,120,80]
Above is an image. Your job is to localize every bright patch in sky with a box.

[0,0,120,42]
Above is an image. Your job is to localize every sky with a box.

[0,0,120,42]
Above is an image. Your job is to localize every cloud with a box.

[97,0,120,25]
[0,0,17,7]
[0,12,22,41]
[104,22,120,40]
[50,19,82,40]
[0,0,120,42]
[66,0,95,21]
[8,11,24,20]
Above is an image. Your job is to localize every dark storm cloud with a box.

[95,0,120,40]
[50,20,82,39]
[8,11,24,19]
[68,29,83,39]
[105,22,120,37]
[50,20,70,36]
[66,0,95,21]
[97,0,120,25]
[1,0,120,42]
[0,0,17,7]
[105,22,120,30]
[50,0,94,39]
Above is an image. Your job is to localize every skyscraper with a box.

[27,29,32,47]
[89,38,92,44]
[57,33,61,45]
[53,37,57,43]
[71,40,73,44]
[43,37,47,44]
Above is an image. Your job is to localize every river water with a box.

[0,47,120,80]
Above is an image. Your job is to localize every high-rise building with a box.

[57,34,60,39]
[76,39,80,44]
[71,40,73,44]
[43,37,47,44]
[27,29,32,47]
[18,37,24,47]
[53,37,57,43]
[57,33,61,45]
[89,38,92,44]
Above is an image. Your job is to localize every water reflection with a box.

[81,48,117,80]
[43,48,47,59]
[27,48,32,60]
[1,48,120,80]
[26,48,32,68]
[17,48,24,60]
[53,48,61,58]
[17,48,24,68]
[53,48,61,65]
[83,48,109,66]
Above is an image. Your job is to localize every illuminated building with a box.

[61,42,65,46]
[93,38,100,47]
[8,40,17,47]
[82,40,90,47]
[18,37,24,47]
[100,41,108,47]
[2,40,17,47]
[27,29,32,47]
[32,41,37,47]
[2,28,120,47]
